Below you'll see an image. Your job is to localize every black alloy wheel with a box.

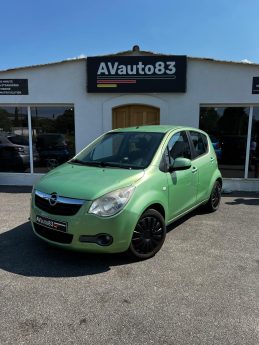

[128,209,166,260]
[206,181,222,212]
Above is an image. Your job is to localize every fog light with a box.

[79,234,113,246]
[97,235,113,246]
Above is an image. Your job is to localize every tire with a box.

[127,209,166,260]
[205,180,222,212]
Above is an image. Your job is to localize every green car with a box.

[30,125,222,259]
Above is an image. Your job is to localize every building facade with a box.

[0,48,259,191]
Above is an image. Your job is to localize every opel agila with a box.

[30,126,222,260]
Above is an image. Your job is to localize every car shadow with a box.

[0,222,135,278]
[222,191,259,206]
[0,199,236,278]
[166,206,206,233]
[224,197,259,206]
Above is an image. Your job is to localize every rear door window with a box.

[189,131,208,158]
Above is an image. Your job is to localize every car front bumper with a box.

[30,199,139,254]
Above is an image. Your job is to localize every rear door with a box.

[188,131,214,202]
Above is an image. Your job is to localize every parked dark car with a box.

[0,133,39,171]
[209,135,222,161]
[35,133,70,169]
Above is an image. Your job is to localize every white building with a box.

[0,47,259,191]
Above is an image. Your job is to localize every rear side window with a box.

[189,131,208,157]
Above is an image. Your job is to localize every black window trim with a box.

[186,130,210,161]
[159,130,194,172]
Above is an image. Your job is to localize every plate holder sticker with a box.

[36,215,67,232]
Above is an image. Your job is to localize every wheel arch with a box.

[208,172,223,196]
[142,203,166,220]
[216,176,223,188]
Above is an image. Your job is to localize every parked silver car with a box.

[0,133,39,171]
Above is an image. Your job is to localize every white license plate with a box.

[36,215,67,232]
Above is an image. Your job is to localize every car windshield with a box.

[70,131,165,169]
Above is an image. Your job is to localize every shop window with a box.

[31,106,75,173]
[0,106,30,173]
[248,107,259,178]
[199,107,249,178]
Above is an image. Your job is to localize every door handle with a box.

[192,166,198,173]
[210,157,215,163]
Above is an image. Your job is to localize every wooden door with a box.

[112,105,160,129]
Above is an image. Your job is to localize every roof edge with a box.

[0,57,87,73]
[188,55,259,67]
[0,50,259,73]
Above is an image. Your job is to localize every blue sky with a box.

[1,0,259,70]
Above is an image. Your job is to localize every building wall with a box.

[189,59,259,103]
[0,57,259,189]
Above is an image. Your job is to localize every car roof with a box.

[111,125,204,134]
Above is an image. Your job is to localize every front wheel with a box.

[205,181,222,212]
[127,209,166,260]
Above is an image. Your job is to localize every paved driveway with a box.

[0,186,259,345]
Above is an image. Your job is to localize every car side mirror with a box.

[169,157,192,172]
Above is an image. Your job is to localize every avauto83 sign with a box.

[87,56,187,93]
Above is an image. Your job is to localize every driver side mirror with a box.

[169,157,192,172]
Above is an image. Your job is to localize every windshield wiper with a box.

[83,161,129,168]
[69,159,102,166]
[69,159,114,167]
[69,158,85,165]
[100,162,142,169]
[69,159,141,169]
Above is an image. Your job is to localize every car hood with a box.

[35,162,145,200]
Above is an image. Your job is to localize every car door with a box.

[188,130,214,202]
[165,131,198,221]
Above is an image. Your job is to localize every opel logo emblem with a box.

[49,192,58,206]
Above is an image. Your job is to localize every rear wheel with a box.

[205,181,222,212]
[127,209,166,260]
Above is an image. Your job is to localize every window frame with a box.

[159,130,194,172]
[187,130,209,161]
[0,104,75,174]
[199,105,257,179]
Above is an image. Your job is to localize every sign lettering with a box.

[87,56,186,93]
[252,77,259,94]
[0,79,29,95]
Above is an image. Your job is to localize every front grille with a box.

[34,223,73,244]
[35,190,85,216]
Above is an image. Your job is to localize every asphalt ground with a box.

[0,186,259,345]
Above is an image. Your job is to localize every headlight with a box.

[88,186,135,217]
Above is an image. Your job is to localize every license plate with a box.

[36,215,67,232]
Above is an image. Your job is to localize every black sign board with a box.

[252,77,259,94]
[0,79,28,95]
[87,56,187,93]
